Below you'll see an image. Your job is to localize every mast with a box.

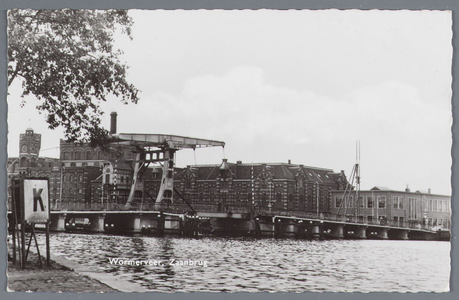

[336,141,361,222]
[354,141,360,221]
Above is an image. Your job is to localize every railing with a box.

[20,200,448,232]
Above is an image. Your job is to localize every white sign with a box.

[23,179,49,223]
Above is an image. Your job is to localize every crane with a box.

[111,133,225,210]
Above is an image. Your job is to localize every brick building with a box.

[170,159,348,216]
[330,186,451,230]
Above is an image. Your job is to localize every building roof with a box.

[176,161,340,185]
[371,186,392,191]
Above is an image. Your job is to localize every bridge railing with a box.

[46,201,447,231]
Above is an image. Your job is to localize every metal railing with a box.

[7,200,447,232]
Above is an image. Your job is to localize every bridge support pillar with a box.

[395,230,409,240]
[355,226,367,239]
[50,213,67,232]
[310,222,321,240]
[133,214,142,233]
[330,224,344,239]
[377,228,389,239]
[91,214,106,233]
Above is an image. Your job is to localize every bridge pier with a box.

[310,222,321,240]
[354,226,367,239]
[376,228,389,239]
[50,213,67,232]
[133,214,142,233]
[392,229,409,240]
[330,224,344,239]
[89,214,106,233]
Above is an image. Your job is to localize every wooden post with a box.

[21,219,26,269]
[11,180,18,265]
[46,222,50,266]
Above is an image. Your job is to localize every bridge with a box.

[8,204,449,241]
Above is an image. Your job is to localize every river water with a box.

[33,233,449,293]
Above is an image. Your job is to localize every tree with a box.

[7,9,139,146]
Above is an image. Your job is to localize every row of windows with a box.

[334,195,450,212]
[61,150,135,161]
[335,196,388,209]
[62,174,84,183]
[55,188,85,195]
[427,199,449,212]
[62,151,102,160]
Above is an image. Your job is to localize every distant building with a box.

[170,159,348,216]
[7,128,61,208]
[330,186,451,230]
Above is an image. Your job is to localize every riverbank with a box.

[7,250,118,293]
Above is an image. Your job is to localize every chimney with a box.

[428,188,431,194]
[288,159,291,164]
[237,160,242,165]
[110,112,117,135]
[405,185,410,193]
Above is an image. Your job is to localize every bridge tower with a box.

[111,133,225,210]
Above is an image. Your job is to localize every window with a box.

[75,152,81,160]
[367,196,373,208]
[335,196,343,208]
[438,200,443,212]
[429,199,433,211]
[393,197,399,209]
[347,196,354,208]
[409,198,417,219]
[276,193,282,202]
[433,200,438,211]
[86,152,92,160]
[63,152,71,160]
[378,196,386,209]
[443,200,448,212]
[105,174,110,184]
[359,196,364,208]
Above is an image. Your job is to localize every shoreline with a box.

[7,247,119,293]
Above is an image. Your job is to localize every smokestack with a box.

[110,112,117,135]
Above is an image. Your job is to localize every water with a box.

[33,233,450,293]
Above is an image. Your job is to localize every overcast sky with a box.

[7,9,453,195]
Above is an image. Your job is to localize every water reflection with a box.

[34,233,450,293]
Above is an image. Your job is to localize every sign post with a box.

[17,178,51,268]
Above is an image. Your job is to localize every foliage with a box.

[7,9,139,145]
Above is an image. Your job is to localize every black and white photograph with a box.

[4,8,453,294]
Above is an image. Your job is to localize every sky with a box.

[7,9,453,195]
